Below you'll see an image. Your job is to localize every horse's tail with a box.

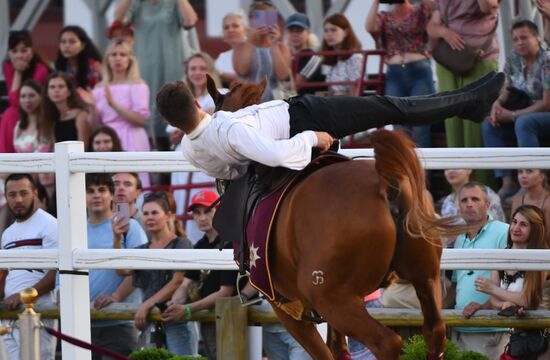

[371,130,468,241]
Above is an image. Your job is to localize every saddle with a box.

[212,152,350,276]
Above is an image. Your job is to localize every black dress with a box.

[54,118,78,143]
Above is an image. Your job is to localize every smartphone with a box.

[155,302,167,313]
[379,0,405,3]
[115,202,130,226]
[252,9,278,28]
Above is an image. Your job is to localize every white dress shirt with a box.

[181,100,318,179]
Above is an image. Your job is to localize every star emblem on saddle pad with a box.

[249,244,261,269]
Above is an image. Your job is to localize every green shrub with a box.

[459,351,489,360]
[129,348,173,360]
[400,335,487,360]
[129,348,207,360]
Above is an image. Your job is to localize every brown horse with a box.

[207,76,464,359]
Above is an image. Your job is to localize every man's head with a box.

[458,182,490,224]
[112,172,141,206]
[85,173,114,220]
[5,173,38,221]
[188,190,219,233]
[156,81,199,133]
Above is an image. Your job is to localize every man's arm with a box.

[114,0,132,22]
[3,270,56,310]
[227,123,330,170]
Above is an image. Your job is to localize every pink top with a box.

[435,0,499,60]
[378,4,431,58]
[0,61,49,153]
[92,83,151,152]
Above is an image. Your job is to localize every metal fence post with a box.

[55,141,91,359]
[19,288,40,360]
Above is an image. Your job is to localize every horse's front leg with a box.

[411,275,445,360]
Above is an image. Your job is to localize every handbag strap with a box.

[441,0,498,54]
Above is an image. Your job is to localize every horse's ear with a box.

[258,76,268,96]
[206,74,221,105]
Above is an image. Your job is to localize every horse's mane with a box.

[207,74,267,112]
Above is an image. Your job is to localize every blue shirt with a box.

[88,217,147,327]
[452,218,509,332]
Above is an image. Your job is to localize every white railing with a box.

[0,142,549,359]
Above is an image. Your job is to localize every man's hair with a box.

[114,172,142,190]
[5,173,37,190]
[458,181,489,202]
[85,173,114,194]
[156,81,198,131]
[512,19,539,36]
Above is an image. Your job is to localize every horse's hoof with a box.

[338,351,353,360]
[426,352,443,360]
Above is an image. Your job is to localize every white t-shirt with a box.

[1,209,57,297]
[215,50,236,75]
[181,100,318,180]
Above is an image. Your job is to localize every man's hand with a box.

[3,294,21,310]
[314,131,335,152]
[134,303,151,331]
[462,301,482,319]
[161,303,186,323]
[93,294,119,309]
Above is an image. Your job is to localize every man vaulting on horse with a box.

[156,71,503,180]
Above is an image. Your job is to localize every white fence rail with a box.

[0,142,549,359]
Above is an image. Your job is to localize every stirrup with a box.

[235,272,262,306]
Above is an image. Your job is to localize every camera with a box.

[380,0,405,4]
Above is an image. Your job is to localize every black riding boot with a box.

[288,72,504,139]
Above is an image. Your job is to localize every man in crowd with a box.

[0,173,58,360]
[84,173,147,359]
[445,181,509,359]
[162,190,237,360]
[113,172,144,229]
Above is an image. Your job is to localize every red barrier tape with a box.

[43,327,130,360]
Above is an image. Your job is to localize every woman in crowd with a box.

[216,11,248,87]
[184,52,225,114]
[233,1,292,102]
[55,25,103,89]
[111,192,197,355]
[78,39,151,153]
[13,80,51,153]
[511,169,550,246]
[365,0,435,147]
[114,0,198,150]
[482,20,550,199]
[87,125,123,152]
[40,71,91,149]
[284,12,325,96]
[321,13,363,96]
[462,205,548,358]
[0,30,50,153]
[441,168,505,224]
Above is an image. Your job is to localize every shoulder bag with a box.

[432,0,498,76]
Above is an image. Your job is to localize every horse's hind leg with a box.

[315,295,402,359]
[269,303,334,359]
[409,275,446,359]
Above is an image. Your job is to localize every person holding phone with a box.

[232,1,292,102]
[366,0,436,147]
[84,173,147,359]
[106,191,197,355]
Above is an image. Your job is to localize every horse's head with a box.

[207,74,267,112]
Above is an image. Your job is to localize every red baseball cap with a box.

[187,190,219,212]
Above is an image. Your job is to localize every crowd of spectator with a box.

[0,0,549,359]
